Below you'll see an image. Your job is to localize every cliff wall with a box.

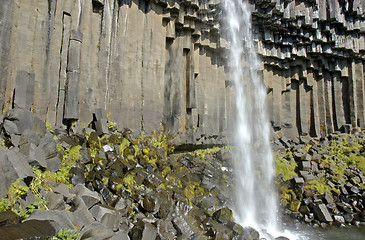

[0,0,364,141]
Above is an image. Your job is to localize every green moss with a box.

[275,152,298,181]
[107,121,117,129]
[51,228,79,240]
[12,199,48,220]
[306,178,340,195]
[7,179,29,207]
[193,147,220,160]
[67,146,82,162]
[123,172,136,192]
[166,174,183,189]
[118,138,130,155]
[46,122,52,129]
[0,198,11,212]
[56,143,64,152]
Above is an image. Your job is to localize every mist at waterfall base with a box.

[222,0,283,238]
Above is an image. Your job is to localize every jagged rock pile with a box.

[274,133,365,228]
[1,107,290,240]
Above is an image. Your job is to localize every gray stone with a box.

[69,196,94,228]
[53,183,73,198]
[291,177,304,185]
[71,167,85,185]
[78,222,114,240]
[157,219,177,239]
[301,161,311,170]
[334,215,345,223]
[89,204,116,222]
[38,135,57,155]
[45,192,66,210]
[20,143,47,168]
[18,129,41,146]
[0,151,18,198]
[64,72,80,120]
[45,152,62,172]
[114,198,127,210]
[313,204,333,222]
[110,230,130,240]
[9,134,20,147]
[130,220,157,240]
[0,219,56,239]
[100,212,121,231]
[0,210,20,227]
[26,210,76,232]
[172,216,194,238]
[3,119,19,135]
[5,108,46,136]
[140,195,160,214]
[6,148,34,180]
[14,71,35,111]
[213,207,233,223]
[69,184,103,208]
[94,108,109,135]
[241,226,260,240]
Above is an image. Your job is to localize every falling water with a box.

[222,0,278,236]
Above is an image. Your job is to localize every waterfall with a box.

[222,0,278,236]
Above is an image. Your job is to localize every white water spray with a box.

[222,0,279,236]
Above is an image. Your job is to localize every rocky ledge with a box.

[0,107,290,240]
[274,133,365,228]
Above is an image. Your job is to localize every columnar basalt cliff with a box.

[253,0,365,138]
[0,0,364,141]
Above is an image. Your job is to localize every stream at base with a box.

[288,224,365,240]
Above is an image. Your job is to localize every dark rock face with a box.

[0,0,363,142]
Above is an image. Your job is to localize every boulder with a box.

[0,149,34,198]
[157,219,177,239]
[93,109,109,135]
[213,207,233,223]
[100,212,122,231]
[53,183,73,199]
[45,152,62,172]
[0,211,20,227]
[19,143,47,169]
[313,204,333,222]
[110,230,130,240]
[130,220,157,240]
[172,215,195,238]
[18,129,41,146]
[140,195,160,214]
[3,119,19,135]
[45,192,66,210]
[69,184,103,208]
[68,196,94,228]
[78,222,114,240]
[70,166,85,185]
[4,107,46,136]
[241,226,260,240]
[26,210,76,232]
[0,220,56,239]
[89,204,116,222]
